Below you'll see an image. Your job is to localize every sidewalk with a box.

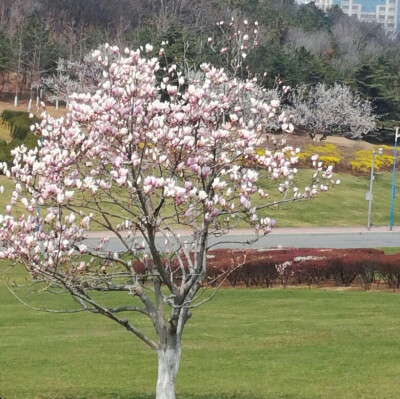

[266,226,400,235]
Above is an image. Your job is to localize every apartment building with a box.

[305,0,400,33]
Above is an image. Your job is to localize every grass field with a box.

[0,168,399,229]
[0,123,11,142]
[0,102,397,228]
[258,169,400,227]
[1,265,400,399]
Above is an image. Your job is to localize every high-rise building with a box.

[305,0,400,33]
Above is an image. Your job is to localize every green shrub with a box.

[0,139,11,165]
[0,110,27,127]
[0,133,40,167]
[0,110,40,140]
[0,111,41,168]
[10,115,31,139]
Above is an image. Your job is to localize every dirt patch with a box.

[285,133,375,151]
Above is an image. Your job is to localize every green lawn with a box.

[380,247,400,254]
[1,266,400,399]
[0,123,11,142]
[257,169,399,227]
[0,168,399,228]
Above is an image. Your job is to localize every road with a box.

[84,226,400,252]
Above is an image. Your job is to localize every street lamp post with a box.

[367,147,383,230]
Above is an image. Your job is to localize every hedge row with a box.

[205,248,400,290]
[134,248,400,290]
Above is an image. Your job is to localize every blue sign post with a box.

[389,127,399,230]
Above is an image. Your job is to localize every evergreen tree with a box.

[296,2,330,31]
[19,15,61,80]
[0,29,10,74]
[77,27,109,56]
[354,51,400,142]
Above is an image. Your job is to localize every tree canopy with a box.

[0,41,336,398]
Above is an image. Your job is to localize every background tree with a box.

[285,27,330,56]
[42,52,104,107]
[41,58,81,109]
[0,0,397,142]
[0,29,11,91]
[19,15,60,84]
[287,82,376,140]
[295,2,330,31]
[10,14,60,106]
[77,27,109,58]
[354,51,400,142]
[0,43,334,399]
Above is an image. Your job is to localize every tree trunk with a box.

[156,340,181,399]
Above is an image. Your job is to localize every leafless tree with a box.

[285,27,330,56]
[331,18,366,73]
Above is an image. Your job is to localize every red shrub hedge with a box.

[203,248,398,290]
[132,247,400,290]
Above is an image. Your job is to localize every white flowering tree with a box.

[42,67,80,110]
[43,56,103,109]
[287,83,376,141]
[0,43,335,399]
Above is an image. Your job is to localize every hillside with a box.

[0,0,398,142]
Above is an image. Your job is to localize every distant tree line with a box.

[0,0,398,142]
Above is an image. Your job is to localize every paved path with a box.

[83,226,400,251]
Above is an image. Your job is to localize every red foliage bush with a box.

[376,254,400,289]
[132,247,400,290]
[203,247,391,289]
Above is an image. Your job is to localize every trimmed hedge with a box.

[133,248,400,290]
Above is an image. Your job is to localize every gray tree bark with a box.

[156,337,181,399]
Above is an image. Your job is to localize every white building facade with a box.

[305,0,400,33]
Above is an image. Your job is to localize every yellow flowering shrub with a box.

[350,149,394,173]
[255,148,265,157]
[298,143,341,166]
[319,156,341,166]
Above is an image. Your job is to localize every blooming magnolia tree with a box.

[0,43,335,399]
[287,83,376,141]
[208,17,259,78]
